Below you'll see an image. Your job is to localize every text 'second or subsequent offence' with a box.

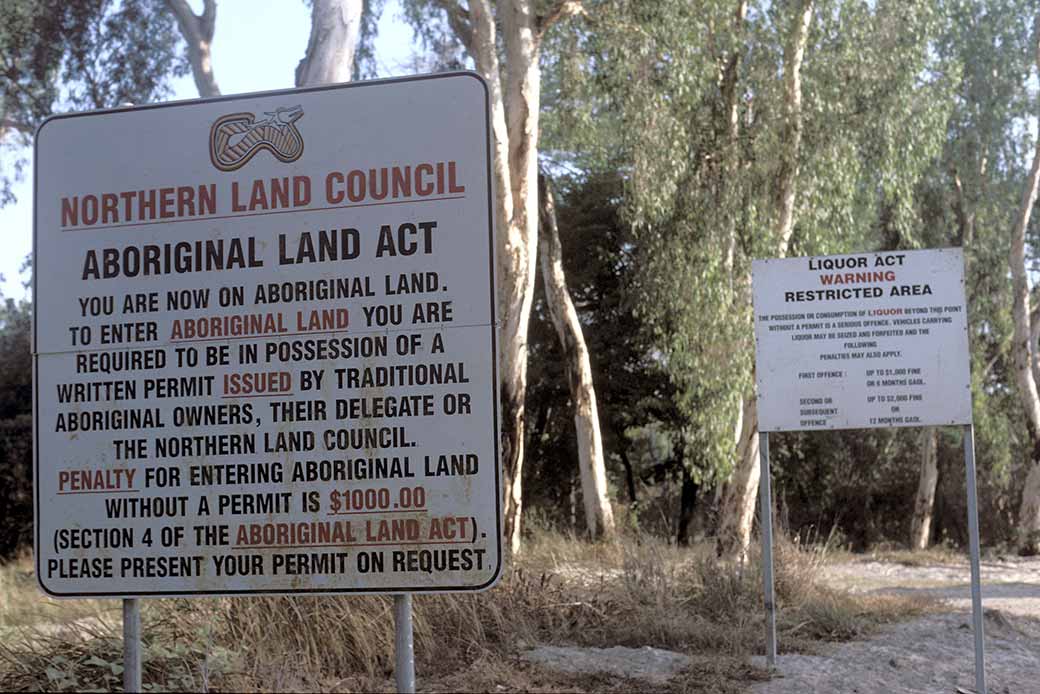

[752,248,972,432]
[33,74,501,597]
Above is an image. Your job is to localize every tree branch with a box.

[773,0,814,257]
[433,0,474,54]
[949,165,975,248]
[0,119,32,136]
[537,0,584,38]
[165,0,221,97]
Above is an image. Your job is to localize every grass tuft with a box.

[0,530,938,692]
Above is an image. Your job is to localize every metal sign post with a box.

[394,594,416,694]
[123,598,141,692]
[759,432,778,667]
[963,425,987,694]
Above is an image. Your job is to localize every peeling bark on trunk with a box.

[466,0,538,555]
[1010,16,1040,556]
[538,174,616,540]
[435,0,582,554]
[910,427,939,550]
[165,0,220,97]
[717,0,813,561]
[295,0,364,86]
[718,395,760,561]
[501,386,527,554]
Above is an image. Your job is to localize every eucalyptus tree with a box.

[1009,13,1040,555]
[401,0,617,551]
[574,0,953,558]
[908,0,1035,550]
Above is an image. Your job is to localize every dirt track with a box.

[753,557,1040,694]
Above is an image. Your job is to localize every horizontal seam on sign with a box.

[33,322,500,356]
[58,195,468,232]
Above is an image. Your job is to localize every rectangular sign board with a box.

[34,73,501,597]
[752,248,972,432]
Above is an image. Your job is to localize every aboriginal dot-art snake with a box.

[209,105,305,171]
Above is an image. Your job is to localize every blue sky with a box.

[0,0,421,301]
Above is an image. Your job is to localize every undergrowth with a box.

[0,531,936,692]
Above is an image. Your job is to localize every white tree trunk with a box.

[455,0,537,554]
[295,0,364,86]
[1010,16,1040,556]
[718,396,760,562]
[165,0,220,97]
[1010,18,1040,553]
[538,174,616,540]
[910,427,939,550]
[773,0,813,258]
[435,0,582,554]
[717,0,813,560]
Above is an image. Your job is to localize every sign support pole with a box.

[123,598,141,693]
[963,425,987,694]
[394,593,416,693]
[759,431,778,667]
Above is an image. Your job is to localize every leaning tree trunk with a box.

[910,427,939,550]
[538,174,616,540]
[1010,15,1040,556]
[717,0,814,561]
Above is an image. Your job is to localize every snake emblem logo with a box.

[209,105,305,171]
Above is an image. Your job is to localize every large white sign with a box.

[752,248,972,432]
[34,73,501,597]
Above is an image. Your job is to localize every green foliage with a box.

[0,296,32,558]
[532,0,1038,547]
[551,0,951,483]
[0,0,188,204]
[0,416,32,559]
[0,298,31,421]
[398,1,469,72]
[353,0,388,80]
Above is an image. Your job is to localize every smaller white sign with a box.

[752,248,972,432]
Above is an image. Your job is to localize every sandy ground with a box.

[752,557,1040,694]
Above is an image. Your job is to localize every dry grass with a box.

[0,531,937,692]
[824,544,966,568]
[0,551,115,630]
